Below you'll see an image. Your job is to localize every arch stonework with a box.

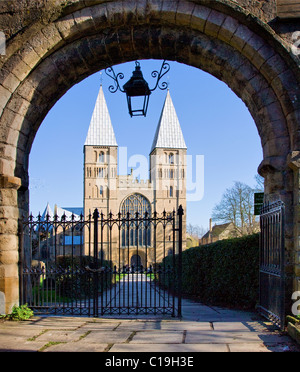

[0,0,300,313]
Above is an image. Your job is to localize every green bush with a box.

[54,255,114,299]
[0,304,34,321]
[162,234,259,309]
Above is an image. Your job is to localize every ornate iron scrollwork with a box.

[105,60,170,94]
[104,60,170,117]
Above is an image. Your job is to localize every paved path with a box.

[95,273,176,315]
[0,297,299,352]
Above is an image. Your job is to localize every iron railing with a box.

[257,201,285,330]
[19,207,183,317]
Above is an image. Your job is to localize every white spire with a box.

[41,203,54,220]
[85,85,118,146]
[151,90,186,153]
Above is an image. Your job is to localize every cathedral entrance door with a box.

[130,255,141,271]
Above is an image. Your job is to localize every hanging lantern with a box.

[122,62,151,117]
[105,60,170,117]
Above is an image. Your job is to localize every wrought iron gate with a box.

[19,207,183,317]
[257,201,285,329]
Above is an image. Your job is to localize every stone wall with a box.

[0,1,299,46]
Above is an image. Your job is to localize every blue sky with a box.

[29,60,263,230]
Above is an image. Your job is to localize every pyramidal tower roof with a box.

[85,85,118,146]
[151,90,187,153]
[41,203,54,220]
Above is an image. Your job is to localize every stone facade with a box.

[0,0,299,313]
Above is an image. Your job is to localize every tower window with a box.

[99,151,105,163]
[170,186,173,197]
[98,168,104,178]
[169,153,174,164]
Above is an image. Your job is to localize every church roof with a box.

[201,223,233,240]
[40,204,83,221]
[85,85,118,147]
[151,90,187,153]
[41,203,54,220]
[63,207,84,216]
[54,205,82,220]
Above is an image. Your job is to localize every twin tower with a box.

[83,85,187,265]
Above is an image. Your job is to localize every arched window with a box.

[169,153,174,164]
[100,185,104,197]
[99,151,104,163]
[120,194,151,247]
[170,186,173,197]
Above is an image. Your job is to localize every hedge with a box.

[55,255,114,299]
[162,233,259,309]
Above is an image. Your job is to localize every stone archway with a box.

[0,0,300,313]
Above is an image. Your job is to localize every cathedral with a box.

[83,84,187,267]
[40,85,187,268]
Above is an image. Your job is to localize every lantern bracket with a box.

[149,60,170,92]
[105,60,170,95]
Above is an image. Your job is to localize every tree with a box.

[186,223,206,248]
[254,174,264,192]
[212,181,259,237]
[187,223,205,238]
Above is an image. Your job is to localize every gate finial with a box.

[93,208,99,220]
[178,205,184,216]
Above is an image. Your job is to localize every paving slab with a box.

[212,321,257,332]
[161,321,212,331]
[0,340,46,352]
[185,330,265,344]
[79,321,121,331]
[116,320,212,332]
[81,330,133,344]
[116,320,166,331]
[34,329,87,343]
[44,342,108,352]
[228,343,271,352]
[130,330,184,344]
[0,327,39,336]
[185,330,292,345]
[12,317,86,330]
[109,343,228,352]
